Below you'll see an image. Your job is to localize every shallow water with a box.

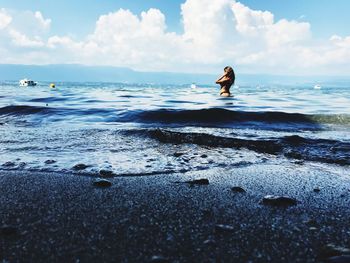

[0,81,350,174]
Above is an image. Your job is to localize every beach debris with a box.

[261,195,297,207]
[93,179,112,187]
[99,169,115,177]
[44,159,56,164]
[2,161,15,167]
[313,188,321,193]
[150,255,169,263]
[319,244,350,260]
[72,163,90,171]
[231,186,246,193]
[0,225,18,236]
[215,224,235,233]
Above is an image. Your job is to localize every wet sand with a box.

[1,163,350,262]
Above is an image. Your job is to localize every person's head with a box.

[224,66,234,77]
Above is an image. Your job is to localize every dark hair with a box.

[224,66,235,85]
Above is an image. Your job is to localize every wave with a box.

[130,129,350,165]
[1,106,349,128]
[119,108,350,126]
[0,105,117,117]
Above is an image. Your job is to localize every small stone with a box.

[200,154,208,158]
[0,226,18,236]
[215,224,235,232]
[173,152,184,157]
[72,163,89,170]
[187,178,209,185]
[313,188,321,192]
[261,195,297,207]
[150,255,169,263]
[44,160,56,164]
[93,179,112,187]
[99,169,115,177]
[231,187,246,193]
[2,161,15,167]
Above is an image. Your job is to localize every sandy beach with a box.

[1,162,349,262]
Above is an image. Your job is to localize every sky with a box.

[0,0,350,75]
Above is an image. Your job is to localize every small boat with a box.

[19,79,37,87]
[314,84,321,89]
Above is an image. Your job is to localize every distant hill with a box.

[0,64,348,85]
[0,64,216,85]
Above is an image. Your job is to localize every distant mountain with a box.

[0,64,216,85]
[0,64,348,85]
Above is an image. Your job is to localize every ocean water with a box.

[0,81,349,176]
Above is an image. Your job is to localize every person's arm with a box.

[216,75,230,84]
[216,72,226,83]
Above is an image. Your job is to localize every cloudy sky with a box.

[0,0,349,75]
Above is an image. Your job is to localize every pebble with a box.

[99,169,115,177]
[261,195,297,207]
[44,160,56,164]
[93,179,112,187]
[231,187,246,193]
[215,224,235,232]
[72,163,89,170]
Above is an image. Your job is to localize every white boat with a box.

[19,79,37,87]
[314,84,321,89]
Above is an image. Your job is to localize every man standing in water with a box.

[216,66,235,97]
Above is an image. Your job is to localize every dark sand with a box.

[1,163,350,262]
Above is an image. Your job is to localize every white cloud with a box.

[0,1,350,75]
[0,8,12,30]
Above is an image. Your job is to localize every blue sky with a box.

[1,0,349,38]
[0,0,350,75]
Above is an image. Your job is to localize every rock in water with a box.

[72,163,89,170]
[231,186,246,193]
[261,195,297,206]
[173,152,184,157]
[44,160,56,164]
[2,161,15,167]
[99,169,115,177]
[93,179,112,187]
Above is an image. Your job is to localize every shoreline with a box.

[1,163,350,262]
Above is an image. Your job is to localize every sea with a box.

[0,81,349,176]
